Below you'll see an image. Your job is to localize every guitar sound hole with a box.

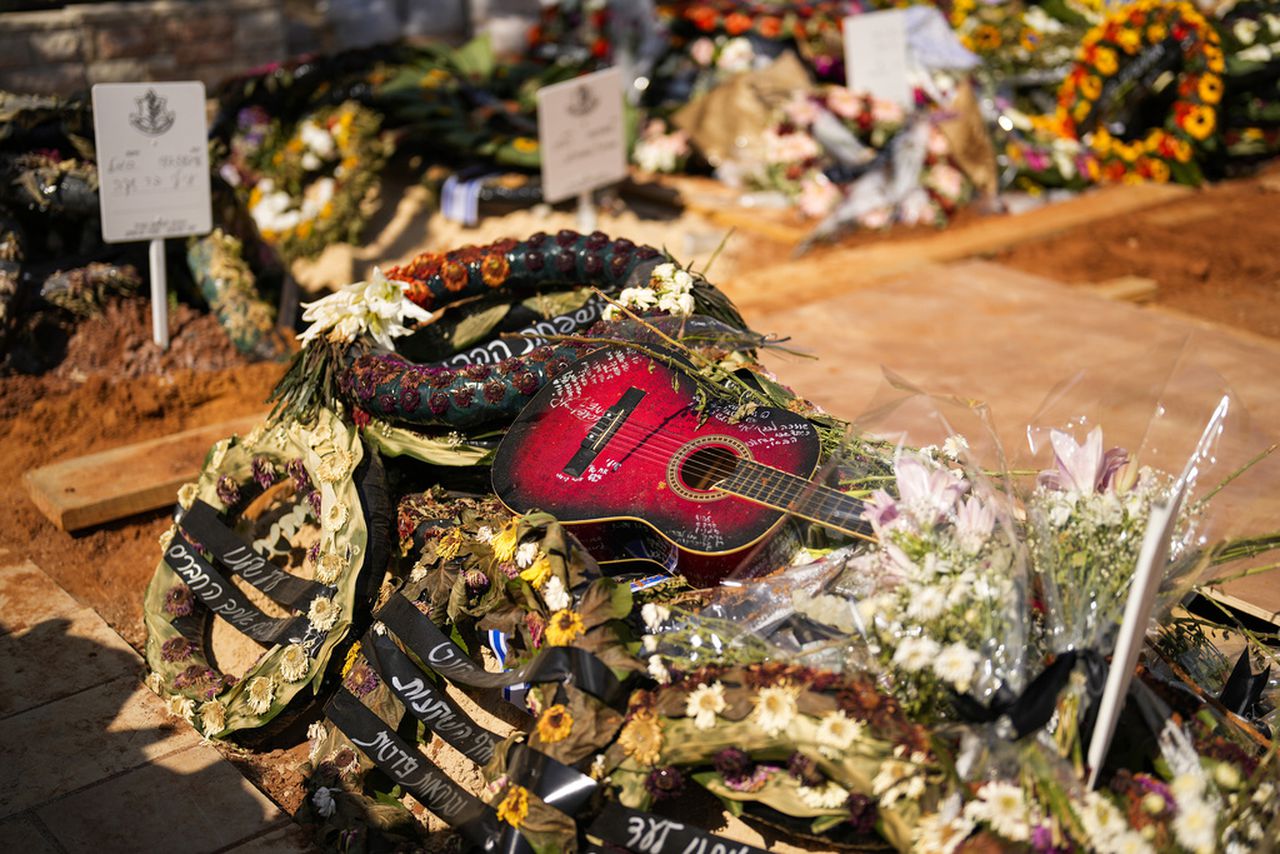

[680,446,739,491]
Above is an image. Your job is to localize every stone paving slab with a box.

[0,562,84,635]
[0,674,199,817]
[0,815,61,854]
[757,260,1280,621]
[37,744,286,854]
[226,821,318,853]
[0,607,140,719]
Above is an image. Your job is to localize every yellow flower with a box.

[491,523,519,563]
[435,528,465,562]
[535,704,574,743]
[1122,172,1145,185]
[1146,22,1167,43]
[1198,74,1222,105]
[1080,75,1103,101]
[618,708,663,766]
[1094,46,1118,76]
[1019,28,1040,52]
[1147,158,1171,183]
[519,555,553,589]
[1073,100,1092,123]
[1171,138,1193,163]
[496,785,529,827]
[1204,45,1224,73]
[342,642,362,678]
[1182,105,1216,141]
[512,137,539,153]
[1117,27,1141,54]
[1086,157,1101,180]
[297,220,313,239]
[973,24,1001,51]
[545,609,585,646]
[1092,128,1113,156]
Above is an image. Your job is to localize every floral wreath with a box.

[143,410,391,739]
[1053,0,1223,184]
[226,101,390,263]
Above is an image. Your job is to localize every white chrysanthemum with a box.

[685,682,726,730]
[146,671,163,694]
[906,586,947,621]
[246,675,276,714]
[316,450,354,484]
[815,710,864,759]
[177,482,199,510]
[323,501,348,532]
[1172,799,1216,854]
[892,636,940,672]
[475,526,495,544]
[964,781,1030,842]
[656,290,695,317]
[542,575,571,612]
[618,286,658,310]
[166,694,195,722]
[753,685,798,736]
[640,602,670,632]
[1170,772,1207,802]
[280,643,310,682]
[933,642,982,693]
[307,721,327,761]
[1079,790,1127,846]
[308,596,341,631]
[313,785,337,818]
[914,811,975,854]
[200,700,227,736]
[647,655,670,685]
[209,441,228,470]
[515,542,539,568]
[316,551,345,585]
[797,780,849,810]
[1111,830,1156,854]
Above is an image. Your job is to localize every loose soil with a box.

[3,168,1277,845]
[997,163,1280,340]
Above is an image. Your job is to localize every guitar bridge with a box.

[562,387,646,477]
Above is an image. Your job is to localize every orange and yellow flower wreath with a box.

[1050,0,1222,184]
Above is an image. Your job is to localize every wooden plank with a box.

[721,182,1191,315]
[23,415,263,532]
[754,259,1280,624]
[1082,275,1159,303]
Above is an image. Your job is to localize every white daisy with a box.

[815,710,864,759]
[647,655,671,685]
[323,501,348,532]
[542,575,571,612]
[166,693,195,723]
[892,636,940,672]
[316,450,354,483]
[933,642,982,693]
[964,781,1030,842]
[475,526,495,544]
[316,551,345,585]
[1171,799,1216,854]
[515,542,539,568]
[246,675,276,714]
[753,685,798,736]
[308,596,341,631]
[685,682,726,730]
[797,780,849,810]
[200,700,228,736]
[279,643,310,682]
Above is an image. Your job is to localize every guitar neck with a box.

[718,459,872,541]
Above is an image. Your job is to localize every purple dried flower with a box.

[288,459,311,493]
[307,541,322,566]
[400,385,421,413]
[525,612,545,649]
[343,662,379,698]
[464,569,490,594]
[251,456,275,490]
[787,752,824,786]
[216,475,241,507]
[307,490,323,518]
[512,371,540,396]
[644,766,685,801]
[164,585,194,617]
[161,636,194,662]
[173,664,230,700]
[428,392,450,416]
[846,793,877,835]
[452,386,475,408]
[482,380,506,405]
[713,748,753,783]
[500,562,520,580]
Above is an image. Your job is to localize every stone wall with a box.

[0,0,286,97]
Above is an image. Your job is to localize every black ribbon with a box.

[325,689,500,850]
[587,803,769,854]
[954,649,1109,740]
[164,531,309,646]
[182,500,329,610]
[1219,650,1272,726]
[378,595,629,710]
[366,631,501,765]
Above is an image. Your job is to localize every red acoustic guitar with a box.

[492,347,869,586]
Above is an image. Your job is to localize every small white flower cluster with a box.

[1077,789,1155,854]
[250,175,335,235]
[962,781,1041,845]
[853,445,1021,700]
[299,267,435,351]
[1234,13,1280,61]
[297,119,336,172]
[602,263,696,321]
[872,745,930,807]
[632,119,690,174]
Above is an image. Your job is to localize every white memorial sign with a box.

[536,67,627,216]
[91,82,212,348]
[844,11,913,108]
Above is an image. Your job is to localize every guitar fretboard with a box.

[718,459,871,540]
